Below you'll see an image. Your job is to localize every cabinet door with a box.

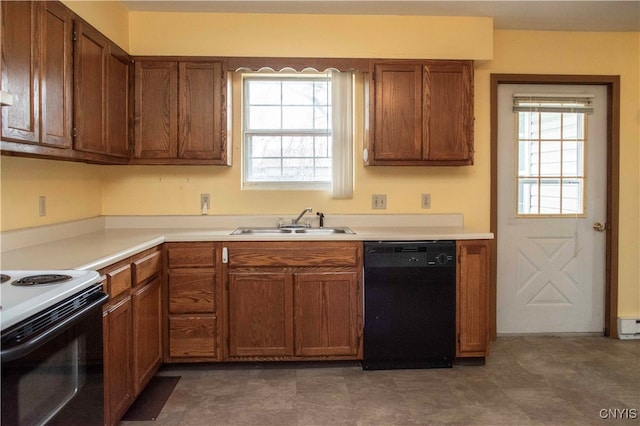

[40,1,73,148]
[1,1,40,144]
[372,63,423,161]
[456,240,490,357]
[132,277,162,396]
[106,45,130,157]
[227,272,294,357]
[103,296,134,426]
[294,272,362,357]
[424,61,473,163]
[178,61,226,161]
[1,1,72,148]
[134,61,178,158]
[74,19,107,154]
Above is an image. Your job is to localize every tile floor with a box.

[121,336,640,425]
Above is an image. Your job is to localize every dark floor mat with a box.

[121,376,180,421]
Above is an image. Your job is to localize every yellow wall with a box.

[61,0,129,51]
[0,5,638,317]
[128,12,493,59]
[0,157,102,230]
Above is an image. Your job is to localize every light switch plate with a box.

[421,193,431,209]
[372,194,387,210]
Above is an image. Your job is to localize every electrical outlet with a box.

[200,193,210,211]
[421,193,431,209]
[39,196,46,217]
[372,194,387,210]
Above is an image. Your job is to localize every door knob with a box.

[593,222,607,232]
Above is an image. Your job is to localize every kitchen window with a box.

[242,71,354,197]
[513,95,592,216]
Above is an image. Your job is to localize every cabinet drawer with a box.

[169,316,217,358]
[227,242,360,267]
[132,249,161,285]
[166,243,216,268]
[104,262,132,299]
[168,272,215,313]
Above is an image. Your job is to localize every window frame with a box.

[241,72,333,191]
[513,106,589,218]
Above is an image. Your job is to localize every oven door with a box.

[1,287,108,426]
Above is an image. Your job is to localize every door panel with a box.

[497,84,607,333]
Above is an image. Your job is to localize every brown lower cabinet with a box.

[101,246,162,426]
[456,239,490,358]
[225,241,363,361]
[165,242,221,362]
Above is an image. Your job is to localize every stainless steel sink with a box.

[231,227,355,235]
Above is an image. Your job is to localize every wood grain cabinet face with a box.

[133,59,230,165]
[368,60,474,166]
[1,1,73,148]
[74,19,131,158]
[224,241,363,361]
[100,246,162,426]
[456,240,490,358]
[165,243,220,362]
[227,272,294,357]
[103,296,134,426]
[132,276,162,395]
[294,272,361,357]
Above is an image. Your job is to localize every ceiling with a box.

[120,1,640,32]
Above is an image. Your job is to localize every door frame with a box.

[490,74,620,338]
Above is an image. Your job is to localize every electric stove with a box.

[0,269,101,331]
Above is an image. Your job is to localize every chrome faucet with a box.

[292,207,313,226]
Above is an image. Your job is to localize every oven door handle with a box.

[1,292,108,362]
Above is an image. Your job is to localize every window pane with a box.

[315,137,330,158]
[249,81,281,105]
[315,106,330,129]
[283,136,314,157]
[539,141,561,176]
[561,178,584,214]
[283,158,314,180]
[518,179,538,214]
[249,136,281,158]
[249,106,281,129]
[519,140,538,176]
[539,178,561,214]
[539,112,561,139]
[518,111,538,139]
[315,158,332,181]
[282,106,314,129]
[282,81,314,105]
[562,141,583,176]
[249,158,282,180]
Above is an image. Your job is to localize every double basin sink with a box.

[231,227,355,235]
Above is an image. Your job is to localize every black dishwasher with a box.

[362,241,456,370]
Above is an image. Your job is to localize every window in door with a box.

[513,95,593,216]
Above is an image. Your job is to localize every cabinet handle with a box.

[222,247,228,264]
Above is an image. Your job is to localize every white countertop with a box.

[0,215,493,271]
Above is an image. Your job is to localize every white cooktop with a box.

[0,270,101,331]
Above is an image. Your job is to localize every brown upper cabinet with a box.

[74,19,131,160]
[1,1,130,163]
[133,59,231,165]
[1,1,73,150]
[366,60,474,166]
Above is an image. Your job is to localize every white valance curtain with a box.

[330,70,354,199]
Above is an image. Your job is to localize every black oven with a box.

[1,284,108,426]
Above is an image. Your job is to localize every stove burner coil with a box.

[12,274,73,286]
[0,274,10,283]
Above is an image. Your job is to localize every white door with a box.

[497,84,607,334]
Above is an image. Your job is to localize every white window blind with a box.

[513,94,594,114]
